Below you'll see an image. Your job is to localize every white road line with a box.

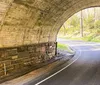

[35,50,81,85]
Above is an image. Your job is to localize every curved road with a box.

[27,39,100,85]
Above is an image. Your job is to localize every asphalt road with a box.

[27,39,100,85]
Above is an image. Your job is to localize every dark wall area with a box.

[0,42,56,82]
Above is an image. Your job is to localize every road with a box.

[27,39,100,85]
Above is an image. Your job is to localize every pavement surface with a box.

[26,39,100,85]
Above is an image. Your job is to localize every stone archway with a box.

[0,0,100,48]
[0,0,100,82]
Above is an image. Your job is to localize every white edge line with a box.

[35,50,81,85]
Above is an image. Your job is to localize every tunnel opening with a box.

[57,7,100,54]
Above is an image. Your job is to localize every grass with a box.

[57,43,74,53]
[57,43,68,50]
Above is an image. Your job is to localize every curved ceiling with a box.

[0,0,100,48]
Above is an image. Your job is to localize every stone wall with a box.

[0,42,56,81]
[0,0,100,82]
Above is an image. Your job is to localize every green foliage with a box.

[84,15,94,29]
[57,43,74,53]
[70,16,80,28]
[82,34,94,41]
[58,7,100,42]
[92,36,100,42]
[95,20,100,29]
[57,43,68,50]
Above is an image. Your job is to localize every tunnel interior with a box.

[0,0,100,82]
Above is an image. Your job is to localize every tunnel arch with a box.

[0,0,100,48]
[55,1,100,40]
[0,0,100,81]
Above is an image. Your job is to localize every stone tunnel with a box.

[0,0,100,82]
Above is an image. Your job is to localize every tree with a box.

[63,23,66,36]
[80,11,84,37]
[94,8,96,29]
